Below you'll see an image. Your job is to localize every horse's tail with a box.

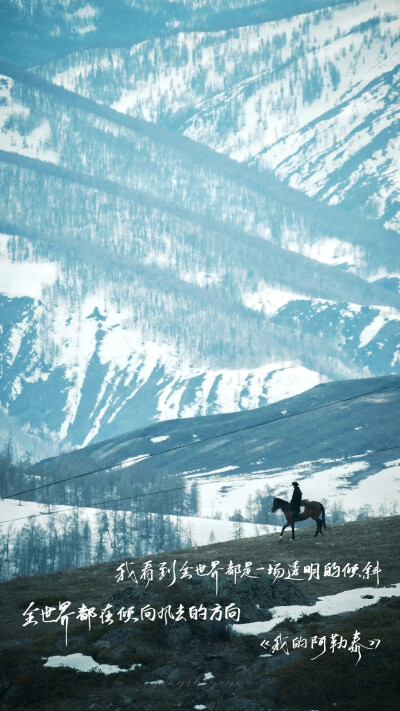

[321,503,327,529]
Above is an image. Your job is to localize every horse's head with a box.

[271,497,280,513]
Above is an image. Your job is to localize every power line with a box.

[0,482,189,525]
[3,383,399,501]
[1,383,399,526]
[1,441,400,527]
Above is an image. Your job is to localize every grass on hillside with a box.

[0,516,399,711]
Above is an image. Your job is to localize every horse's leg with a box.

[319,518,323,536]
[279,522,289,542]
[291,521,295,540]
[311,514,319,537]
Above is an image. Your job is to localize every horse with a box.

[271,497,326,541]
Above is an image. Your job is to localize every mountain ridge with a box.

[1,3,400,456]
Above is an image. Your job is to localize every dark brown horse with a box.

[271,497,326,541]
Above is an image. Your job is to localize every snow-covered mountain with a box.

[34,0,400,235]
[0,1,399,458]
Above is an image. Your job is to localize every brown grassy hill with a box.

[0,515,399,711]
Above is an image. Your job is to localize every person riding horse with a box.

[271,494,326,540]
[290,481,302,520]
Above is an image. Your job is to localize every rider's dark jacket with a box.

[290,486,302,514]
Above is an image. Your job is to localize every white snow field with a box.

[44,653,141,675]
[232,584,400,636]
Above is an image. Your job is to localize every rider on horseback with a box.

[290,481,302,521]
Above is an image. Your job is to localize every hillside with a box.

[0,1,359,67]
[0,373,397,582]
[0,515,399,710]
[34,0,400,235]
[23,373,400,520]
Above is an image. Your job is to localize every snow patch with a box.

[0,76,58,162]
[242,283,305,317]
[145,680,165,685]
[44,653,141,674]
[118,454,150,469]
[233,584,400,636]
[296,238,364,268]
[0,235,58,300]
[359,307,400,348]
[185,465,239,480]
[191,453,400,521]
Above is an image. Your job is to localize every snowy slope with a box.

[191,453,400,521]
[34,1,400,234]
[1,66,399,455]
[1,2,400,456]
[24,374,400,521]
[0,498,276,551]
